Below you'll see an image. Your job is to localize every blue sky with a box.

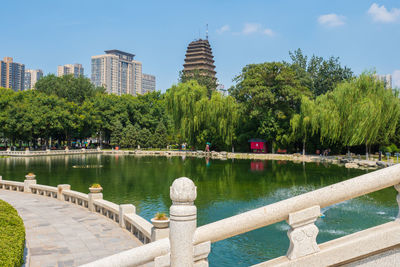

[1,0,400,91]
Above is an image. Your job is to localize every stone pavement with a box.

[0,190,140,267]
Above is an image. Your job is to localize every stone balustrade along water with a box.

[1,163,400,266]
[0,174,156,246]
[80,164,400,267]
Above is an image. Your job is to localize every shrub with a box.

[90,183,101,188]
[154,212,168,220]
[390,144,399,153]
[0,200,25,266]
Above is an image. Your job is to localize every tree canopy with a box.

[229,62,310,150]
[166,80,239,150]
[289,48,353,97]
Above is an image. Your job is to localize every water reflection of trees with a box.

[1,155,394,212]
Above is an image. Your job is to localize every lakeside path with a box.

[0,190,140,267]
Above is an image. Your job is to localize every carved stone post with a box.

[119,204,135,228]
[24,173,36,193]
[395,184,400,221]
[151,218,170,241]
[88,190,103,212]
[170,177,197,267]
[286,205,320,260]
[57,184,70,201]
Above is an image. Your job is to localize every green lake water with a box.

[0,155,397,266]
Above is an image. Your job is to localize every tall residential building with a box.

[57,63,84,78]
[141,73,156,94]
[91,50,142,96]
[0,57,25,91]
[183,39,216,79]
[375,74,392,89]
[24,69,43,90]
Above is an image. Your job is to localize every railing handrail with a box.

[80,238,170,267]
[93,199,119,213]
[30,184,58,192]
[124,213,153,239]
[193,164,400,244]
[0,180,24,186]
[62,189,89,199]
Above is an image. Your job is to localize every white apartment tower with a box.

[24,69,43,90]
[57,63,84,78]
[141,73,156,94]
[375,74,392,89]
[91,50,142,96]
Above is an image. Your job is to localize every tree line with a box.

[0,49,399,155]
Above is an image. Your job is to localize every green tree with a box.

[151,122,168,149]
[121,123,140,148]
[289,48,353,96]
[290,96,317,155]
[138,128,151,148]
[314,72,400,157]
[35,74,105,103]
[179,70,217,98]
[167,80,238,150]
[230,62,310,151]
[110,120,124,147]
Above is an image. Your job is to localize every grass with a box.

[0,200,25,267]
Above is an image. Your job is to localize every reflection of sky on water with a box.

[0,155,396,266]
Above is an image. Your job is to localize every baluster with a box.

[286,205,320,260]
[395,184,400,221]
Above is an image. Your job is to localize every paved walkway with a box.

[0,190,140,267]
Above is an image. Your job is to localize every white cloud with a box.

[216,25,230,34]
[240,23,274,36]
[318,14,346,27]
[243,23,261,34]
[368,3,400,23]
[262,28,274,36]
[393,70,400,88]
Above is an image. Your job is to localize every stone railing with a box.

[124,213,153,244]
[63,189,89,208]
[80,164,400,267]
[0,177,24,192]
[93,199,120,223]
[0,148,101,157]
[0,174,155,246]
[30,184,58,199]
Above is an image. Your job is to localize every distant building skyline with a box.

[376,74,392,89]
[142,73,156,94]
[24,69,43,90]
[57,63,84,78]
[91,50,145,96]
[0,57,25,91]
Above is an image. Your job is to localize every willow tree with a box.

[349,74,400,158]
[316,73,400,157]
[290,96,317,155]
[166,80,239,150]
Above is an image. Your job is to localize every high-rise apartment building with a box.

[183,39,216,79]
[375,74,392,89]
[24,69,43,90]
[0,57,25,91]
[91,50,142,96]
[141,73,156,94]
[57,63,84,78]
